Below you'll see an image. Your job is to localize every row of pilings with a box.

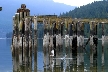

[11,4,108,72]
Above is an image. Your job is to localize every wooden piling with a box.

[11,4,108,72]
[90,22,94,71]
[29,18,32,72]
[102,23,104,66]
[34,16,37,72]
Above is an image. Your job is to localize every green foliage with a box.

[60,1,108,19]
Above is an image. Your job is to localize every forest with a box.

[6,0,108,38]
[59,0,108,37]
[60,0,108,19]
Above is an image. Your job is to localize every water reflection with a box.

[10,22,108,72]
[0,39,12,72]
[36,23,108,72]
[6,38,12,46]
[40,39,108,72]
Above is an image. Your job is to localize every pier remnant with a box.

[11,4,108,72]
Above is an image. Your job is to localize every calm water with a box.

[0,39,12,72]
[0,38,44,72]
[1,24,108,72]
[1,39,108,72]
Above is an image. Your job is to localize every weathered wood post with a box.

[34,15,37,72]
[77,21,80,69]
[14,13,20,72]
[80,22,84,64]
[49,18,54,70]
[47,19,51,70]
[68,21,73,72]
[18,7,23,71]
[103,23,108,72]
[11,16,16,71]
[13,4,31,72]
[43,19,48,71]
[90,21,98,71]
[43,19,46,71]
[14,35,18,72]
[28,18,32,72]
[71,21,77,72]
[64,19,69,54]
[55,20,61,71]
[55,19,59,67]
[13,4,30,72]
[44,19,47,35]
[49,18,53,52]
[57,20,61,52]
[77,21,84,71]
[80,22,84,71]
[11,16,16,72]
[60,20,66,72]
[100,22,105,72]
[53,22,57,72]
[43,19,50,72]
[67,20,72,72]
[94,22,98,71]
[81,22,84,70]
[24,17,32,72]
[90,21,94,71]
[24,17,29,72]
[11,13,19,72]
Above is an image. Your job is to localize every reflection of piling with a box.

[77,21,84,71]
[11,4,108,72]
[90,21,98,71]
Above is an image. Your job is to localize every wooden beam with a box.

[25,15,108,24]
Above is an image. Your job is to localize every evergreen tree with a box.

[60,1,108,19]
